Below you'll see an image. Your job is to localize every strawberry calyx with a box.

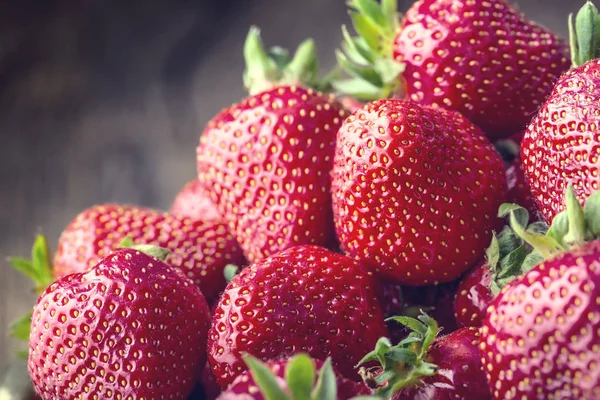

[357,312,438,398]
[118,236,170,261]
[569,1,600,67]
[243,26,327,95]
[333,0,404,100]
[503,184,600,266]
[243,353,381,400]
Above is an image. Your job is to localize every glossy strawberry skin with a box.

[331,99,506,285]
[506,157,542,221]
[28,248,211,399]
[171,179,222,222]
[522,59,600,222]
[397,328,492,400]
[480,240,600,399]
[53,204,245,301]
[217,358,371,400]
[196,86,347,263]
[394,0,570,139]
[454,260,493,327]
[207,245,389,389]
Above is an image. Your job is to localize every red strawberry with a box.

[196,29,347,263]
[28,246,211,399]
[172,179,222,222]
[331,98,506,285]
[53,204,245,301]
[217,354,371,400]
[360,315,491,399]
[453,260,493,328]
[335,0,570,139]
[506,156,541,221]
[207,245,389,389]
[521,2,600,222]
[481,185,600,399]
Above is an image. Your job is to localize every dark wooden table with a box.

[0,0,579,375]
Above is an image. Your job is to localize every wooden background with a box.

[0,0,579,374]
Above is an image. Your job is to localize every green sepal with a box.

[8,234,55,294]
[569,1,600,67]
[312,358,337,400]
[119,236,170,261]
[244,354,291,400]
[584,191,600,236]
[286,354,315,400]
[10,312,32,341]
[243,26,324,95]
[333,0,404,100]
[224,264,240,283]
[358,312,439,398]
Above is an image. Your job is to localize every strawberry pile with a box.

[10,1,600,399]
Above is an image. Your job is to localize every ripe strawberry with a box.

[217,354,372,400]
[171,179,221,222]
[335,0,570,139]
[359,314,491,399]
[53,204,245,301]
[28,246,212,399]
[207,245,389,389]
[481,185,600,399]
[331,98,506,285]
[454,260,493,328]
[196,28,346,263]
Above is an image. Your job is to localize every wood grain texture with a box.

[0,0,579,376]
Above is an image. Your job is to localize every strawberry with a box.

[334,0,570,139]
[196,28,347,263]
[454,260,493,328]
[207,245,389,389]
[200,361,222,400]
[53,204,245,301]
[171,179,222,222]
[28,246,212,399]
[217,354,372,400]
[521,2,600,222]
[359,314,491,399]
[480,186,600,399]
[331,98,506,285]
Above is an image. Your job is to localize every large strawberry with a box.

[196,28,347,263]
[480,185,600,399]
[53,204,245,301]
[331,98,506,285]
[28,246,212,399]
[334,0,570,139]
[217,354,372,400]
[359,314,491,399]
[207,245,388,389]
[171,179,222,222]
[521,2,600,222]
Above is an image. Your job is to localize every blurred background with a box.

[0,0,579,375]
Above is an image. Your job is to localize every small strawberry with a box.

[331,98,506,285]
[359,314,491,399]
[207,245,389,389]
[480,185,600,399]
[522,2,600,222]
[171,179,222,222]
[334,0,570,139]
[28,246,212,399]
[217,354,373,400]
[196,28,347,263]
[53,204,245,301]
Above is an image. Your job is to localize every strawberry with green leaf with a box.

[480,184,600,399]
[217,354,375,400]
[358,313,491,399]
[335,0,570,139]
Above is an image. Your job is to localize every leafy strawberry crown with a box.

[243,26,332,95]
[242,353,380,400]
[332,0,405,100]
[569,1,600,67]
[356,313,439,398]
